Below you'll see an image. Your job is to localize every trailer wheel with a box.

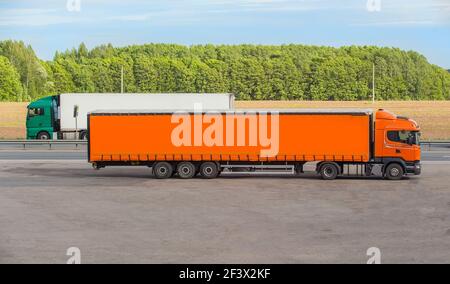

[153,162,173,179]
[384,163,404,180]
[319,163,339,180]
[177,162,196,179]
[37,131,50,140]
[199,162,219,179]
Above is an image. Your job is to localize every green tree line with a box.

[1,40,449,102]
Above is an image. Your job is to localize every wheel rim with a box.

[158,167,167,175]
[204,167,213,175]
[181,166,191,175]
[390,167,400,177]
[324,167,334,177]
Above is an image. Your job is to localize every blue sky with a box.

[0,0,449,68]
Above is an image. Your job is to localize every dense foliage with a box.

[0,55,23,101]
[1,40,449,102]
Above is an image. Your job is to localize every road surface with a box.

[0,158,449,263]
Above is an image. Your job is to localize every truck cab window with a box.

[387,130,419,145]
[28,108,44,117]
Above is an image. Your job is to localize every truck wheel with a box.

[199,162,219,179]
[385,163,404,180]
[37,131,50,140]
[80,131,87,140]
[177,162,196,179]
[153,162,173,179]
[320,163,339,180]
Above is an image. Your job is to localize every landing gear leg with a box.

[295,163,305,174]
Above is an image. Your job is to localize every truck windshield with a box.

[387,130,420,145]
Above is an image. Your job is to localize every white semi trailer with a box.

[26,93,235,140]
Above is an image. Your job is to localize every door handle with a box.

[396,149,401,154]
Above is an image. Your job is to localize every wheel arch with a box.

[381,158,407,174]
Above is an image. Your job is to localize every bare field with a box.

[0,101,449,140]
[0,103,27,139]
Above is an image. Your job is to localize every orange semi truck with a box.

[88,109,421,180]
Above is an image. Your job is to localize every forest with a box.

[0,40,449,102]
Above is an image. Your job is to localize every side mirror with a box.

[73,105,79,118]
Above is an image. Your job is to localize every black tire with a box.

[199,162,219,179]
[177,162,196,179]
[320,163,339,180]
[80,131,88,140]
[385,163,404,180]
[37,131,50,140]
[153,162,173,179]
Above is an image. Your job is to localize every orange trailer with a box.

[88,109,421,180]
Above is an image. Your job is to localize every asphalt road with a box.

[0,150,449,161]
[0,159,449,264]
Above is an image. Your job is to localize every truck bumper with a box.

[406,162,421,175]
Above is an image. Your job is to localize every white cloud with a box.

[354,20,436,27]
[1,8,58,15]
[0,8,84,26]
[0,0,448,27]
[353,0,450,26]
[108,14,150,22]
[213,0,336,10]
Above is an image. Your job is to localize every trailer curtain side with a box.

[88,110,371,163]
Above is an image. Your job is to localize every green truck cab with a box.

[26,96,57,140]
